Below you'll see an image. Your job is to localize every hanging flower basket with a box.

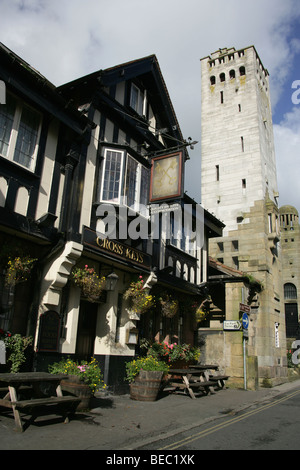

[194,308,208,323]
[192,297,211,325]
[123,276,155,314]
[5,256,37,287]
[159,294,179,318]
[72,265,106,302]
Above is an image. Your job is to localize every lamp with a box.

[106,272,119,291]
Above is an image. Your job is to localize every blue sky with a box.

[1,0,300,211]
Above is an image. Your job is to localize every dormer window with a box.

[130,84,147,117]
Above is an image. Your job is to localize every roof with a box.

[279,205,299,216]
[0,42,94,135]
[209,257,244,278]
[58,54,188,158]
[208,257,262,291]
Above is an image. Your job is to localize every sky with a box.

[1,0,300,211]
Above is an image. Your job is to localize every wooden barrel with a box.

[61,375,92,411]
[130,370,163,401]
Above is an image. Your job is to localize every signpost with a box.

[240,307,250,391]
[242,312,249,330]
[223,320,241,331]
[239,303,250,314]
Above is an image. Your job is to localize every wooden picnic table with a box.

[0,372,80,432]
[189,365,229,389]
[189,364,219,370]
[167,368,216,399]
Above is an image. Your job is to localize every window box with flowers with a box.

[72,265,106,303]
[123,276,155,315]
[49,357,106,410]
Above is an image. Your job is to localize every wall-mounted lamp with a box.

[106,272,119,291]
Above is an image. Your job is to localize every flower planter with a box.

[60,375,92,411]
[130,370,163,401]
[169,359,195,370]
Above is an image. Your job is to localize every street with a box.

[137,389,300,451]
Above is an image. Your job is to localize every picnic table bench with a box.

[188,365,229,389]
[0,372,80,432]
[209,375,230,388]
[167,369,216,399]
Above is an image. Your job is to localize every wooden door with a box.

[285,303,299,338]
[75,300,98,361]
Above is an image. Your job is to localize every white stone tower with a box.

[200,46,287,387]
[201,46,278,234]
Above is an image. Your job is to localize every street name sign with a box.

[223,320,242,331]
[239,303,250,314]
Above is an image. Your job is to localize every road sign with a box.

[223,320,242,331]
[242,312,249,330]
[239,303,250,314]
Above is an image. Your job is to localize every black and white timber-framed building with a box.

[0,43,223,391]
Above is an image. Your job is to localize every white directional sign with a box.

[223,320,242,331]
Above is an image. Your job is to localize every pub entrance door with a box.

[75,300,98,361]
[285,303,299,338]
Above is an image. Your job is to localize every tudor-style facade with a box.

[0,45,223,391]
[0,43,93,366]
[51,56,223,391]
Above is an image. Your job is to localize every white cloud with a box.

[1,0,300,208]
[274,107,300,210]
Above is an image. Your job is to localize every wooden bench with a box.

[0,395,81,432]
[209,375,230,388]
[188,380,216,395]
[169,379,216,397]
[10,396,81,409]
[0,372,81,432]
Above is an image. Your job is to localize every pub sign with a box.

[149,152,183,202]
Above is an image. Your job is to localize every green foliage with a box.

[4,334,33,373]
[123,276,155,314]
[5,256,37,286]
[125,356,169,383]
[142,340,200,364]
[49,357,106,394]
[72,265,106,302]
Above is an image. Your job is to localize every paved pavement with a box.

[1,379,300,451]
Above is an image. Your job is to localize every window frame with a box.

[99,147,149,210]
[99,148,125,204]
[284,283,297,300]
[130,83,147,117]
[0,92,42,172]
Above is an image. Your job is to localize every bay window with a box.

[0,93,41,171]
[99,148,149,210]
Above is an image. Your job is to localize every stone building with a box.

[279,205,300,341]
[200,46,287,387]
